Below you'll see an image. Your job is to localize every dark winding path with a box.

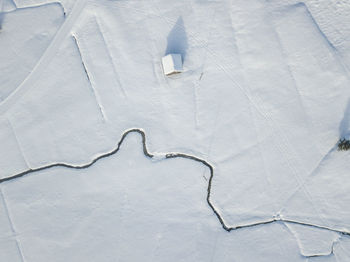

[1,128,349,239]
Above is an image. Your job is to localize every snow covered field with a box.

[1,0,350,261]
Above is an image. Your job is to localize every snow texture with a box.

[1,0,350,261]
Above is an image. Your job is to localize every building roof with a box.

[162,54,182,76]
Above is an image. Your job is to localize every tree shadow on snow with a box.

[165,16,188,62]
[338,98,350,138]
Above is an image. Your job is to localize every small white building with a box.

[161,54,182,76]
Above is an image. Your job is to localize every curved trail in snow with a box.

[0,0,87,115]
[1,128,349,238]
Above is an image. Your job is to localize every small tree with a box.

[338,138,350,151]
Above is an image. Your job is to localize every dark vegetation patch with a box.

[338,138,350,151]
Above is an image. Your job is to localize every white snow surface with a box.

[1,0,350,261]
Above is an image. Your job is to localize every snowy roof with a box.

[161,54,182,76]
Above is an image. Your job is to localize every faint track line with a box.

[0,189,25,262]
[6,117,30,169]
[94,14,127,98]
[1,128,349,244]
[72,34,107,121]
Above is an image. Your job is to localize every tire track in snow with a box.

[1,128,349,243]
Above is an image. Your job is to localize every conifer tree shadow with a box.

[338,99,350,150]
[165,16,188,62]
[339,99,350,138]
